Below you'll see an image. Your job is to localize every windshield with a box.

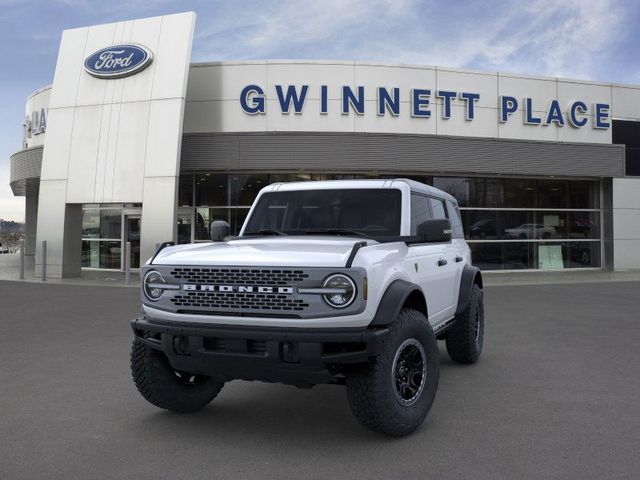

[243,189,402,238]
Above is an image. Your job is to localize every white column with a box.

[33,12,195,276]
[35,181,82,277]
[612,178,640,270]
[35,180,66,278]
[141,176,178,264]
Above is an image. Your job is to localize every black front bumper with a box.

[131,317,389,387]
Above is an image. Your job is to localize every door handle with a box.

[455,256,463,263]
[437,259,447,267]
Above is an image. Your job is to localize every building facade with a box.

[8,11,640,277]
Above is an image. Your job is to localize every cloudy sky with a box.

[1,0,639,221]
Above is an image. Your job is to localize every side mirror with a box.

[416,219,452,243]
[210,220,230,242]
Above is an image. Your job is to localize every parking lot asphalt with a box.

[1,280,639,480]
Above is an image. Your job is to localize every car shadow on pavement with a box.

[126,346,465,445]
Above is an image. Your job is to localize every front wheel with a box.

[131,338,224,413]
[345,309,439,436]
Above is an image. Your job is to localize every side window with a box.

[410,193,431,234]
[446,200,464,238]
[429,197,447,220]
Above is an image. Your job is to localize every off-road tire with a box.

[445,283,484,364]
[345,309,439,436]
[131,338,224,413]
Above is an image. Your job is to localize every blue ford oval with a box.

[84,44,153,79]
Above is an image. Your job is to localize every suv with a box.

[130,179,484,436]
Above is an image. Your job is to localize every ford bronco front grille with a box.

[170,291,309,311]
[170,267,309,285]
[165,267,312,315]
[146,266,365,319]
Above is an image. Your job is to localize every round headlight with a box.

[143,270,165,301]
[322,274,356,308]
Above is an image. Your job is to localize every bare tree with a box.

[0,233,23,254]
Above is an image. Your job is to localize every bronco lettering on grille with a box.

[182,285,294,294]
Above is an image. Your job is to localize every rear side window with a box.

[410,193,431,234]
[446,200,464,238]
[429,197,447,220]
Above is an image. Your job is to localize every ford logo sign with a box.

[84,44,153,79]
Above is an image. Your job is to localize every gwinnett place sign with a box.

[240,85,611,129]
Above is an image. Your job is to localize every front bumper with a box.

[131,317,389,387]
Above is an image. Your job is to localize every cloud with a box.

[193,0,634,83]
[194,0,423,60]
[467,0,626,80]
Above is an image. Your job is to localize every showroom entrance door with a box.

[124,215,141,269]
[177,209,193,244]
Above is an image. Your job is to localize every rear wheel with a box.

[345,309,439,436]
[445,283,484,364]
[131,338,224,413]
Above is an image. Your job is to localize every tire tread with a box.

[445,284,484,364]
[131,339,224,413]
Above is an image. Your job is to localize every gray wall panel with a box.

[9,146,43,196]
[180,132,625,177]
[181,134,239,170]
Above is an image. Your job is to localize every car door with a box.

[427,196,459,321]
[408,194,458,325]
[445,199,467,308]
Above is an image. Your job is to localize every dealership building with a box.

[8,11,640,277]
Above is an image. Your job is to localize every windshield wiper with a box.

[303,228,372,239]
[244,229,287,236]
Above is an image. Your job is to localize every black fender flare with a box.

[455,265,483,316]
[370,279,427,326]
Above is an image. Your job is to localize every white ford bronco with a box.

[131,179,484,436]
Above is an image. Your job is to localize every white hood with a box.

[151,236,370,267]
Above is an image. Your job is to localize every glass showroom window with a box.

[178,172,602,270]
[434,177,602,270]
[191,174,269,239]
[179,172,429,240]
[81,205,122,269]
[179,173,249,241]
[181,173,382,240]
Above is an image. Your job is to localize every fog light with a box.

[173,335,190,356]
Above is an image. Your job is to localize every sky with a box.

[1,0,639,222]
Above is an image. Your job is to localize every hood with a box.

[151,236,371,267]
